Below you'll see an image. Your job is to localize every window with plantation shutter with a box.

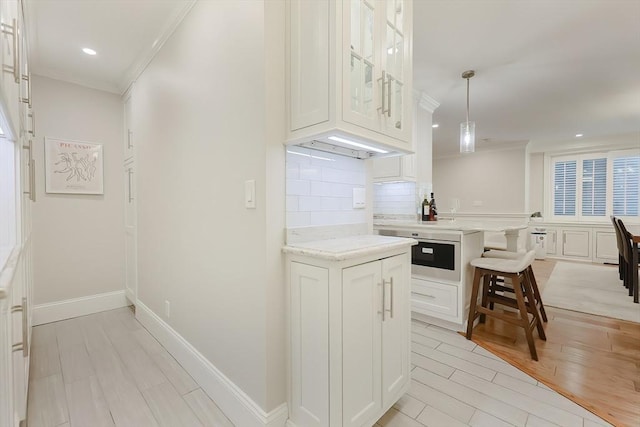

[581,158,606,216]
[553,160,576,216]
[613,155,640,216]
[549,149,640,221]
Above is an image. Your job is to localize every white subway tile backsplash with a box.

[286,148,366,228]
[309,210,367,226]
[310,181,356,198]
[321,168,365,185]
[286,196,299,212]
[299,196,322,212]
[299,165,322,181]
[287,179,311,196]
[285,147,312,164]
[286,211,311,227]
[373,181,417,216]
[286,164,300,180]
[320,197,342,211]
[340,197,355,211]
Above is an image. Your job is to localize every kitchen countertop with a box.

[374,219,527,233]
[282,235,417,261]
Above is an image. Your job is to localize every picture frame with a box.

[45,137,104,195]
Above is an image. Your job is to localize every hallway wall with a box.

[31,75,124,305]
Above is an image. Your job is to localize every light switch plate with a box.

[245,180,256,208]
[353,187,366,209]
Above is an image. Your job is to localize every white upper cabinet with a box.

[372,153,415,182]
[1,0,21,130]
[287,0,413,155]
[123,86,134,161]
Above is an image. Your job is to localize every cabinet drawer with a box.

[411,279,457,318]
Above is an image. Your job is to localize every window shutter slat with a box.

[613,155,640,216]
[554,160,576,216]
[582,158,606,216]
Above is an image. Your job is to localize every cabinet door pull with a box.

[128,130,133,149]
[381,280,386,321]
[389,277,394,318]
[1,19,19,83]
[22,297,28,357]
[30,157,35,202]
[12,343,23,352]
[387,74,392,118]
[21,72,31,107]
[128,169,133,203]
[28,111,36,137]
[378,70,387,116]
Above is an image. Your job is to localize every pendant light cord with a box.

[466,77,470,125]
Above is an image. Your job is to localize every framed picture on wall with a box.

[45,138,104,194]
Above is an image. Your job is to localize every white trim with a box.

[416,92,440,113]
[437,212,531,219]
[119,0,198,94]
[32,290,128,325]
[135,301,289,427]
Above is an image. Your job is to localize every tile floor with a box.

[27,307,612,427]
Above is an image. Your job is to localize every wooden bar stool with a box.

[481,249,547,322]
[466,250,546,360]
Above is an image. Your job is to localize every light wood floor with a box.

[467,260,640,427]
[28,306,611,427]
[27,307,233,427]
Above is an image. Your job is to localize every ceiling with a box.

[24,0,640,155]
[24,0,195,94]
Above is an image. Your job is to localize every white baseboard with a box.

[135,301,288,427]
[33,290,128,326]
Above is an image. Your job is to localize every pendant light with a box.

[460,70,475,153]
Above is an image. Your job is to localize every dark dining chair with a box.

[616,218,639,303]
[611,216,627,287]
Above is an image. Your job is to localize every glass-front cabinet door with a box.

[342,0,412,143]
[382,0,411,141]
[343,0,381,132]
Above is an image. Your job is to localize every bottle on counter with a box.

[421,196,430,221]
[429,192,438,221]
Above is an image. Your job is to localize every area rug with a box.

[542,261,640,323]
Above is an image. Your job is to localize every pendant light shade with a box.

[460,121,475,153]
[460,70,475,153]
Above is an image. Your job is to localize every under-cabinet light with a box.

[327,136,388,154]
[82,48,97,56]
[286,150,335,162]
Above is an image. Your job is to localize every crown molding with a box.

[119,0,197,95]
[412,90,440,113]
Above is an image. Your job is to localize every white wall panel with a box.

[31,76,124,305]
[133,0,286,413]
[433,147,527,214]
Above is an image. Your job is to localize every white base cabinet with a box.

[287,249,411,427]
[593,229,617,263]
[540,223,620,263]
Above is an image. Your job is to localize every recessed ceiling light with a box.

[432,124,439,128]
[575,133,583,137]
[82,48,97,56]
